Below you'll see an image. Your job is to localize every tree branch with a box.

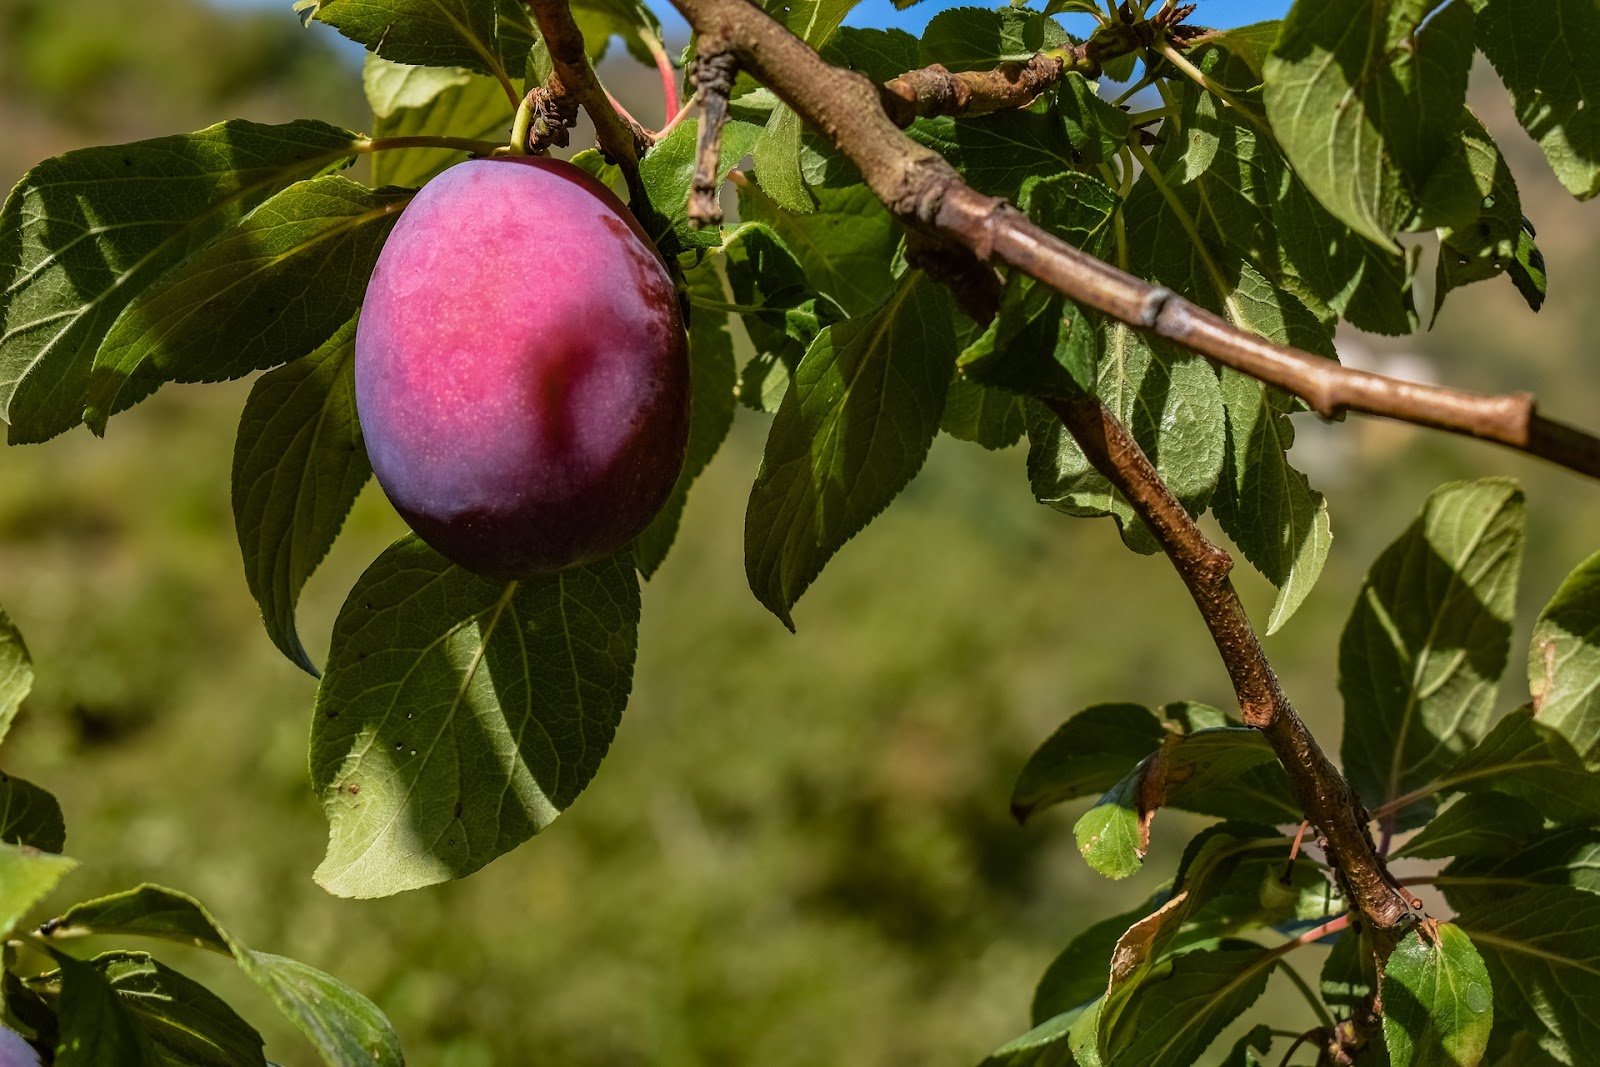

[689,43,738,228]
[666,0,1600,481]
[526,0,647,175]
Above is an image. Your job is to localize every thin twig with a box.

[688,43,738,228]
[640,28,682,127]
[526,0,647,176]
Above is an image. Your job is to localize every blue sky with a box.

[209,0,1293,36]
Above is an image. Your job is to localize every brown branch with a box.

[526,0,647,175]
[667,0,1600,482]
[1046,391,1414,933]
[688,44,738,228]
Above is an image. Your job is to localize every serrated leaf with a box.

[753,107,813,215]
[1394,792,1544,861]
[1264,0,1477,247]
[1383,924,1494,1067]
[296,0,523,87]
[0,773,64,853]
[28,951,269,1067]
[1074,771,1148,880]
[1221,1025,1273,1067]
[1173,43,1418,334]
[636,117,763,256]
[232,317,370,674]
[738,183,899,319]
[1469,0,1600,200]
[310,537,638,896]
[820,27,920,85]
[919,6,1071,72]
[1026,325,1225,555]
[1426,707,1600,827]
[362,56,471,119]
[43,884,401,1066]
[86,177,410,430]
[1055,73,1130,166]
[1455,885,1600,1064]
[1101,942,1273,1066]
[760,0,856,48]
[570,0,664,66]
[1438,828,1600,909]
[0,607,33,749]
[1339,478,1524,827]
[744,273,956,627]
[720,221,831,412]
[909,104,1078,201]
[1530,547,1600,767]
[0,843,74,938]
[1207,21,1281,80]
[1434,110,1546,316]
[941,376,1026,449]
[1172,823,1339,936]
[371,72,512,190]
[634,262,736,576]
[977,1007,1083,1067]
[0,119,362,443]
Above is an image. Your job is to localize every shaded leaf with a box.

[43,884,401,1066]
[1428,708,1600,827]
[1438,828,1600,910]
[1469,0,1600,200]
[0,773,64,853]
[820,27,920,86]
[1383,924,1493,1067]
[908,102,1079,201]
[1394,792,1544,861]
[1101,942,1273,1066]
[1221,1025,1272,1067]
[1433,110,1546,316]
[978,1007,1084,1067]
[0,119,362,443]
[232,317,370,674]
[738,183,900,319]
[86,177,409,429]
[1033,897,1161,1024]
[940,376,1027,450]
[636,118,763,256]
[310,538,639,896]
[744,273,956,627]
[1339,478,1524,827]
[49,951,161,1067]
[1011,704,1164,824]
[1264,0,1476,246]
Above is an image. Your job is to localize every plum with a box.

[355,156,689,578]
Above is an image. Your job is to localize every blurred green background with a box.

[3,0,1599,1063]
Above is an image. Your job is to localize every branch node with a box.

[1137,286,1176,330]
[689,44,739,228]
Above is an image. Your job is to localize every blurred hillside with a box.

[3,2,1600,1064]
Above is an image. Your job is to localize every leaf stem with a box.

[1155,41,1272,136]
[640,28,681,127]
[357,135,506,156]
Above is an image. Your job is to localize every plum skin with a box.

[355,156,689,578]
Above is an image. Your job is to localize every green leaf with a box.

[738,183,900,319]
[719,221,832,412]
[295,0,523,86]
[1172,823,1339,936]
[1153,727,1301,824]
[85,176,410,430]
[43,884,402,1066]
[1433,110,1546,317]
[1011,704,1165,824]
[0,773,65,853]
[49,951,161,1067]
[362,55,472,119]
[1221,1025,1273,1067]
[978,1007,1084,1067]
[311,537,639,896]
[1455,885,1600,1063]
[1438,827,1600,908]
[753,107,814,215]
[0,607,33,749]
[0,119,363,443]
[1394,792,1544,861]
[1074,772,1147,880]
[909,104,1079,201]
[1264,0,1477,247]
[941,377,1027,450]
[958,173,1117,398]
[371,72,512,190]
[570,0,664,66]
[1033,897,1160,1024]
[1426,707,1600,827]
[919,6,1071,72]
[821,27,920,85]
[1101,942,1273,1066]
[636,118,763,256]
[1530,547,1600,767]
[1026,325,1225,556]
[1339,478,1524,826]
[1055,73,1130,166]
[1206,21,1282,80]
[1382,924,1494,1067]
[1469,0,1600,200]
[30,951,269,1067]
[1323,926,1379,1017]
[634,262,737,577]
[231,317,370,674]
[0,843,75,938]
[744,273,957,628]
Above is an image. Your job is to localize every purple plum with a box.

[355,156,689,577]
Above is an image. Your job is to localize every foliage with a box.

[2,0,1600,1063]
